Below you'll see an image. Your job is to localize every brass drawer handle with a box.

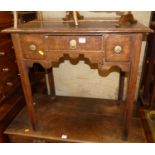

[29,44,37,51]
[2,68,9,72]
[70,39,77,49]
[29,44,45,56]
[38,50,45,56]
[0,52,5,56]
[6,82,13,86]
[114,45,122,54]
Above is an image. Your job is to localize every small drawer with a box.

[20,34,45,59]
[45,35,102,51]
[105,35,132,62]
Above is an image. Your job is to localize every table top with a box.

[2,18,152,34]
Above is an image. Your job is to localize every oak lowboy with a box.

[2,19,152,140]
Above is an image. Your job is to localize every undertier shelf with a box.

[5,94,146,142]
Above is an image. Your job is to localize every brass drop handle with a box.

[0,52,5,56]
[29,44,37,51]
[114,45,122,54]
[70,39,77,49]
[6,82,13,86]
[38,50,45,56]
[2,68,9,72]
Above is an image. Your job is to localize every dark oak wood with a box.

[2,19,152,141]
[139,12,155,110]
[143,33,155,106]
[140,16,155,109]
[0,11,25,142]
[0,12,13,25]
[0,92,25,142]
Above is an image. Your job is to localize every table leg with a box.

[20,65,37,130]
[12,34,37,130]
[123,34,143,139]
[118,71,125,101]
[45,68,56,98]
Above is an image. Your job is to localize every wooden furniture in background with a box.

[0,11,42,143]
[0,11,25,142]
[63,11,137,27]
[2,18,151,141]
[63,11,84,26]
[140,12,155,109]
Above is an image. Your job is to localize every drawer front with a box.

[0,41,15,61]
[20,35,45,59]
[105,35,132,62]
[46,35,102,51]
[2,74,20,98]
[0,59,18,80]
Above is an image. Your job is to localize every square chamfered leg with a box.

[11,34,37,130]
[123,34,143,139]
[45,68,56,98]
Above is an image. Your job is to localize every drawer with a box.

[0,41,15,61]
[2,75,20,98]
[105,35,132,62]
[45,35,102,51]
[0,60,18,80]
[20,34,45,59]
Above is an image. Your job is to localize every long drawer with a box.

[45,35,102,50]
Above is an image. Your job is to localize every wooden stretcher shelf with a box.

[5,94,146,142]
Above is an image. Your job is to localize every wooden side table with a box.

[2,19,152,140]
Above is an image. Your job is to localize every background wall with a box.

[42,11,151,100]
